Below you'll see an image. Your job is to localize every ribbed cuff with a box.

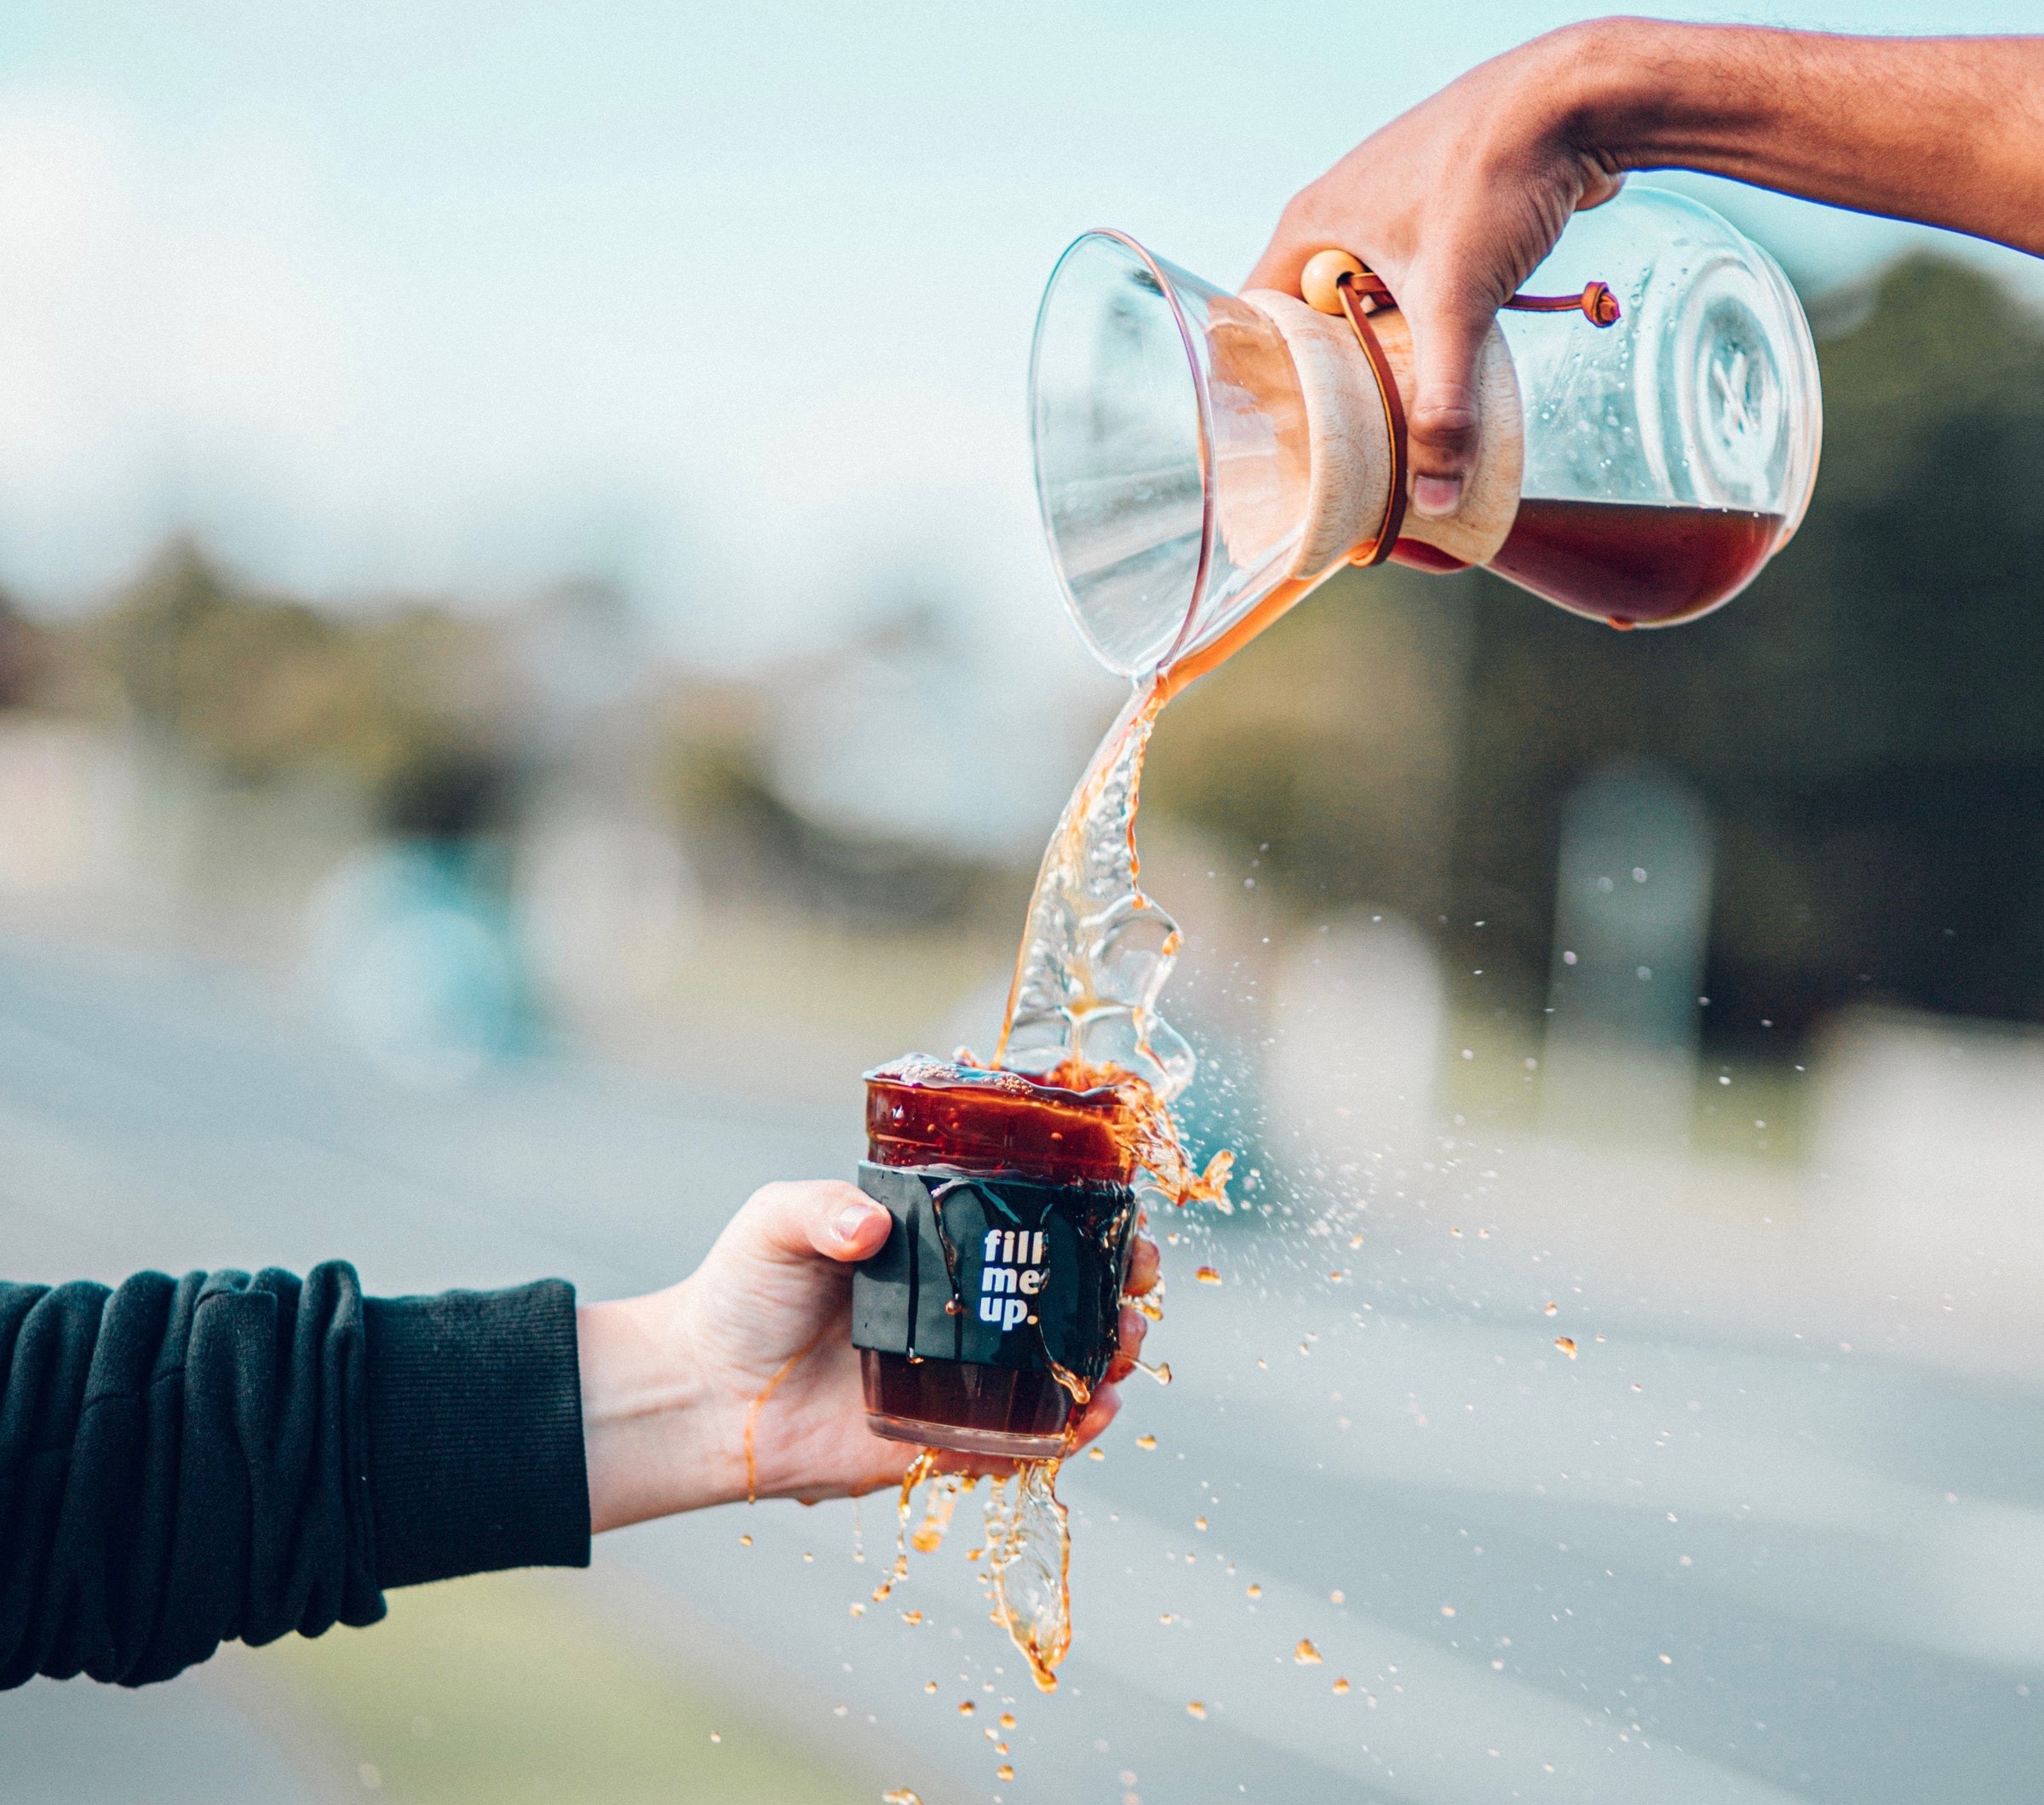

[362,1280,590,1589]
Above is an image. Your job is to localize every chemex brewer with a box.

[1030,185,1822,671]
[850,187,1823,1465]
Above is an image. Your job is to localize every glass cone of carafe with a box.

[1028,230,1313,679]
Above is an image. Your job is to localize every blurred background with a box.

[5,3,2044,1802]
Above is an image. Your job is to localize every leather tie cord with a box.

[1329,269,1617,329]
[1504,280,1621,325]
[1334,271,1410,569]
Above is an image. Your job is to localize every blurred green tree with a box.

[83,539,517,834]
[0,589,48,710]
[1144,559,1476,923]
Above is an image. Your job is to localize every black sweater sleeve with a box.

[0,1263,589,1689]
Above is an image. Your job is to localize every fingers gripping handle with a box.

[1276,247,1616,578]
[1241,278,1524,576]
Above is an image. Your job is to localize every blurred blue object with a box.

[306,840,540,1087]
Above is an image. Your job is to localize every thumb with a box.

[738,1180,892,1268]
[1400,296,1495,519]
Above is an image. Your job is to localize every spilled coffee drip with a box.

[870,1451,1074,1693]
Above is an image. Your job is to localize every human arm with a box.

[0,1194,1154,1682]
[0,1266,586,1688]
[577,1179,1157,1531]
[1246,22,2044,515]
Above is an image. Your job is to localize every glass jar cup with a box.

[852,1057,1140,1460]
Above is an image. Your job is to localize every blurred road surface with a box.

[2,928,2040,1802]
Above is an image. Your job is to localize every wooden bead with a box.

[1301,248,1365,316]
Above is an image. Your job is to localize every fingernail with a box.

[1411,474,1461,518]
[835,1203,878,1243]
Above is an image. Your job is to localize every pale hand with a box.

[578,1180,1159,1532]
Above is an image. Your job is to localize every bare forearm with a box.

[1565,20,2044,255]
[1251,22,2044,496]
[580,1288,739,1532]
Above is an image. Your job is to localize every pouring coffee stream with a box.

[836,185,1822,1704]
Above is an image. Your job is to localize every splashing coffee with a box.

[849,659,1234,1688]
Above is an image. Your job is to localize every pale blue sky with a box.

[0,3,2035,666]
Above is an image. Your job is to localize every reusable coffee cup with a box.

[853,1056,1139,1459]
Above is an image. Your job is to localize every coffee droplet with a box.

[996,1765,1014,1783]
[1196,1267,1222,1285]
[1555,1337,1578,1359]
[1246,1584,1262,1599]
[899,1609,922,1624]
[1295,1638,1323,1664]
[1186,1700,1208,1720]
[924,1681,939,1694]
[1545,1302,1558,1317]
[999,1713,1016,1730]
[883,1792,925,1805]
[1332,1677,1351,1695]
[1194,1517,1209,1531]
[957,1700,974,1715]
[1136,1434,1157,1450]
[739,1534,752,1546]
[1087,1446,1105,1460]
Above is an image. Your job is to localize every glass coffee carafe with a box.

[1028,186,1823,676]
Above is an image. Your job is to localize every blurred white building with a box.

[764,608,1104,864]
[1265,909,1444,1194]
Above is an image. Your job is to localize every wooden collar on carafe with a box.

[1299,249,1619,570]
